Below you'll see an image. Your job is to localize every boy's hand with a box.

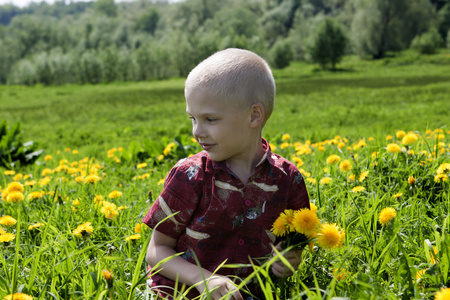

[271,243,302,278]
[196,275,243,300]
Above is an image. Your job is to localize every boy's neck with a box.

[226,136,265,185]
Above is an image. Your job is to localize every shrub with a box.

[410,27,443,54]
[269,38,294,69]
[308,18,347,70]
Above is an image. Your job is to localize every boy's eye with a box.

[189,116,195,121]
[206,118,216,122]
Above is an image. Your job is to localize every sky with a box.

[0,0,181,8]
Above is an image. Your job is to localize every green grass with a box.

[0,51,449,299]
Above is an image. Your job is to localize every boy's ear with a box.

[249,103,265,128]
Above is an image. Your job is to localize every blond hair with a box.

[185,48,275,124]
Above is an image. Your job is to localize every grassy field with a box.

[0,51,449,299]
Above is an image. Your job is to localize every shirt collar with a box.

[204,138,273,174]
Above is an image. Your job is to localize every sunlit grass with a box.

[0,53,449,299]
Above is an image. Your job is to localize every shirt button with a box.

[245,200,251,206]
[238,239,245,246]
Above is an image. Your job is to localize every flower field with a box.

[1,126,449,299]
[1,54,450,299]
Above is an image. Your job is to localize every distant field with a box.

[1,51,449,155]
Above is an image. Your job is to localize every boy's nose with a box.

[193,123,206,138]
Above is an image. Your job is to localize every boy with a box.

[143,48,310,299]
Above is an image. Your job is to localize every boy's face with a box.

[186,88,255,163]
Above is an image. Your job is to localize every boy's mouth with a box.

[199,143,215,151]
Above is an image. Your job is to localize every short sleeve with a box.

[142,158,204,239]
[287,168,310,211]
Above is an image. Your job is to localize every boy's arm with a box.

[146,229,243,300]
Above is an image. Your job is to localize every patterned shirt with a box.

[143,139,310,299]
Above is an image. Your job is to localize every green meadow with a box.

[0,51,450,299]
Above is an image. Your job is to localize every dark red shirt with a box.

[143,139,310,299]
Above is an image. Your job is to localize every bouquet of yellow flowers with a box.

[271,203,345,251]
[268,203,345,299]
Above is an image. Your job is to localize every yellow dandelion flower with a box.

[4,170,15,175]
[0,227,5,235]
[163,142,176,156]
[6,191,24,203]
[94,195,104,204]
[281,133,291,141]
[72,199,80,206]
[72,222,94,237]
[134,223,142,233]
[396,130,406,139]
[351,186,365,193]
[408,176,416,185]
[280,142,290,149]
[326,154,341,165]
[24,180,36,187]
[125,234,141,241]
[108,191,123,199]
[339,159,352,172]
[271,216,288,237]
[379,207,397,225]
[337,142,345,149]
[359,170,369,182]
[6,181,24,193]
[39,177,51,186]
[371,151,379,158]
[386,134,393,140]
[0,232,15,243]
[293,208,320,237]
[3,293,33,300]
[117,205,127,211]
[310,202,318,214]
[27,191,43,200]
[280,209,296,232]
[13,174,23,181]
[44,154,52,161]
[157,154,164,161]
[102,269,114,283]
[85,174,101,184]
[434,174,448,183]
[72,150,78,154]
[41,168,53,176]
[386,143,401,153]
[348,174,355,181]
[437,163,450,175]
[435,287,450,300]
[402,133,418,145]
[137,162,147,169]
[317,223,341,249]
[393,192,403,199]
[157,178,165,185]
[28,223,44,230]
[319,177,332,185]
[101,201,119,219]
[333,268,349,281]
[306,178,316,185]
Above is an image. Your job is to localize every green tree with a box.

[269,38,294,69]
[308,18,347,70]
[438,4,450,42]
[94,0,117,17]
[351,0,435,59]
[136,8,159,35]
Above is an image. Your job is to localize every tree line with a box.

[1,0,449,85]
